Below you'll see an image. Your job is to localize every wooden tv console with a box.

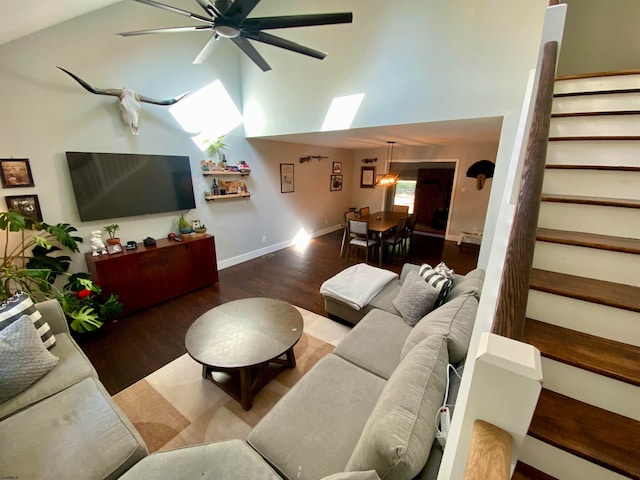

[85,235,218,316]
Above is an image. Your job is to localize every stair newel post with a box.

[492,41,558,341]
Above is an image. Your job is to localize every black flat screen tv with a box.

[66,152,196,222]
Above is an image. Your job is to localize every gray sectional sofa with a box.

[0,299,148,480]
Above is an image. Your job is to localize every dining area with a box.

[341,206,417,267]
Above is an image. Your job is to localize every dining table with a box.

[360,211,407,266]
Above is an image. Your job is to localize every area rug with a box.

[113,306,350,453]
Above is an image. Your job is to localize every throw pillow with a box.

[0,291,56,349]
[418,263,454,307]
[345,335,448,479]
[0,315,59,403]
[401,294,479,364]
[392,271,440,326]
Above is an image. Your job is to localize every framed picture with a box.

[0,159,34,188]
[330,174,343,192]
[332,162,342,174]
[360,166,375,188]
[280,163,294,193]
[106,243,123,255]
[5,194,42,221]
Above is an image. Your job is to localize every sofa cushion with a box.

[0,291,56,348]
[0,315,59,403]
[119,440,280,480]
[346,335,448,480]
[392,271,440,326]
[323,471,381,480]
[418,264,454,307]
[248,354,387,480]
[368,281,401,316]
[333,309,412,380]
[0,376,148,480]
[0,332,97,420]
[401,294,478,364]
[447,268,485,301]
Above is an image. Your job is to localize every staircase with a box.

[514,72,640,479]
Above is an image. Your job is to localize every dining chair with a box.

[340,211,358,257]
[359,206,370,218]
[391,204,409,214]
[383,216,408,263]
[401,213,418,254]
[347,219,377,263]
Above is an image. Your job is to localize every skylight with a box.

[321,93,365,132]
[169,80,243,150]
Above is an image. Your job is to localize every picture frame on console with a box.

[5,194,42,221]
[106,243,123,255]
[0,158,35,188]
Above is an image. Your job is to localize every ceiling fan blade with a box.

[133,0,212,24]
[244,12,353,31]
[231,36,271,71]
[193,34,220,64]
[225,0,261,22]
[194,0,217,17]
[244,31,326,60]
[119,26,211,37]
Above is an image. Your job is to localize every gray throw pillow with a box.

[0,315,59,403]
[392,270,440,326]
[346,335,448,479]
[401,294,478,364]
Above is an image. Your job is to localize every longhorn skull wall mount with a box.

[58,67,189,135]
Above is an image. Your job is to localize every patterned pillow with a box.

[0,315,59,402]
[0,292,56,349]
[392,271,440,326]
[418,263,454,307]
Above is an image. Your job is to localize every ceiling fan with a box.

[118,0,353,72]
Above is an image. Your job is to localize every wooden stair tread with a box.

[524,319,640,386]
[529,389,640,479]
[530,269,640,313]
[545,164,640,172]
[536,227,640,254]
[552,110,640,118]
[513,462,558,480]
[556,70,640,81]
[549,136,640,141]
[540,193,640,209]
[554,87,640,98]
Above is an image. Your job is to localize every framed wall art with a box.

[5,194,42,221]
[332,162,342,174]
[330,174,343,192]
[0,159,34,188]
[280,163,294,193]
[360,166,375,188]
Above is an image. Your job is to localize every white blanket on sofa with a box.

[319,263,398,311]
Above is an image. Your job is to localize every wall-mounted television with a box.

[66,152,196,222]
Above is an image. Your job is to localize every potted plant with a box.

[0,211,122,333]
[178,213,192,234]
[204,135,227,163]
[103,224,120,245]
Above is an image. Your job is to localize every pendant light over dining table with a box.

[376,141,400,186]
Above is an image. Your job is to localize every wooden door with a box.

[414,168,455,234]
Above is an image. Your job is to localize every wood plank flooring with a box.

[76,230,479,395]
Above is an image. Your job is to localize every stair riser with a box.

[542,169,640,200]
[546,140,640,168]
[550,115,640,137]
[539,202,640,238]
[527,290,640,347]
[520,437,630,480]
[554,74,640,95]
[533,241,640,287]
[540,358,640,421]
[553,92,640,114]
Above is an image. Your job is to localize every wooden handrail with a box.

[464,419,513,480]
[491,41,558,340]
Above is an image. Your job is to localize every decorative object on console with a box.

[90,230,107,256]
[103,224,120,245]
[0,158,35,188]
[117,0,353,72]
[178,213,193,234]
[5,194,42,221]
[57,67,190,135]
[466,159,495,190]
[375,141,399,186]
[106,243,123,255]
[143,237,157,247]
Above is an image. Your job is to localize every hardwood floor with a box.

[77,230,479,395]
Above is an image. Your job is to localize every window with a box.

[393,180,416,214]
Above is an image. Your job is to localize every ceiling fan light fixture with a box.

[214,24,241,38]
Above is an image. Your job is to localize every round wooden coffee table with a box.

[185,297,303,411]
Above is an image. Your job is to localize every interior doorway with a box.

[414,167,455,236]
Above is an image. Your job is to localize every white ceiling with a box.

[0,0,503,150]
